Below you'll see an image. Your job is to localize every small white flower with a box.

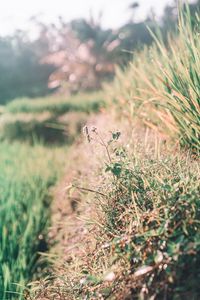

[134,266,153,277]
[102,242,110,249]
[104,271,115,281]
[80,278,87,285]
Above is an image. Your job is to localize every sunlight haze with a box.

[0,0,175,36]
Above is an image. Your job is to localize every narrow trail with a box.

[49,112,119,265]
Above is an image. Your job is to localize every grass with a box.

[0,93,104,144]
[106,6,200,151]
[0,92,103,298]
[45,129,199,299]
[5,92,104,115]
[0,142,66,300]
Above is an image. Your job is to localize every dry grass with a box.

[106,7,200,151]
[28,110,200,299]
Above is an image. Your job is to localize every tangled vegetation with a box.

[81,133,200,299]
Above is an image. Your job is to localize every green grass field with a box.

[0,142,66,299]
[5,93,104,115]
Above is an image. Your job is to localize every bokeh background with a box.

[0,0,199,104]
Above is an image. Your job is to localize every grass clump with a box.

[107,6,200,151]
[0,142,66,300]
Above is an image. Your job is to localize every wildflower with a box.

[82,125,91,142]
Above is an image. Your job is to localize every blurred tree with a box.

[42,17,120,93]
[0,0,199,103]
[129,2,139,22]
[0,30,55,104]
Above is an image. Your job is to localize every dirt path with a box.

[49,112,121,263]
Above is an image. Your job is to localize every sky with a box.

[0,0,176,36]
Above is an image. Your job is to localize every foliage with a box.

[42,19,119,93]
[0,113,64,144]
[107,6,200,151]
[0,142,65,300]
[0,112,88,144]
[0,33,55,104]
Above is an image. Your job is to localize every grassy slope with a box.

[35,126,199,300]
[74,9,200,298]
